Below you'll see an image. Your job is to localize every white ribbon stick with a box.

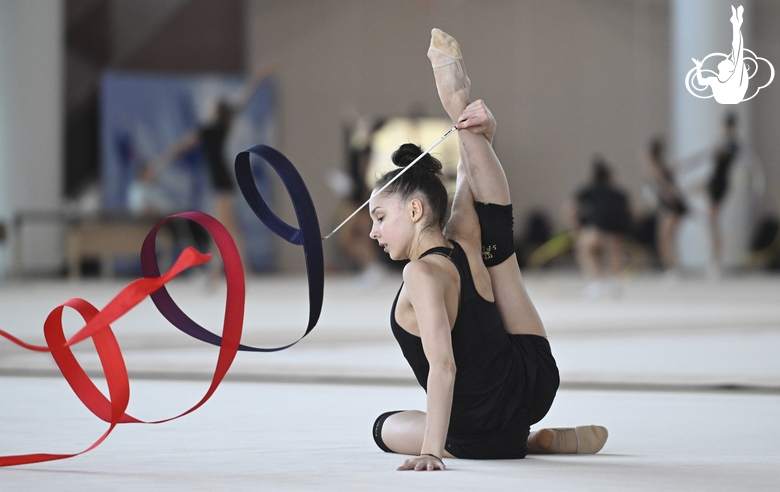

[323,125,457,240]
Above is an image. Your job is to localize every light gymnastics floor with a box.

[1,272,779,491]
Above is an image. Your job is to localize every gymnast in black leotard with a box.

[645,137,686,276]
[368,29,607,472]
[198,102,237,194]
[148,69,273,272]
[383,237,558,460]
[707,113,740,271]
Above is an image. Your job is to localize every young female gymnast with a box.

[645,137,686,278]
[369,29,607,471]
[147,67,273,276]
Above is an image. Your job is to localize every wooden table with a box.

[13,211,174,278]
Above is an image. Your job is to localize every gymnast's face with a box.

[368,191,416,260]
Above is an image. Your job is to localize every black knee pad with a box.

[475,202,515,267]
[373,410,403,453]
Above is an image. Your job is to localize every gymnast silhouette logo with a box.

[685,5,774,104]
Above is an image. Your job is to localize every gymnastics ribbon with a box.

[0,144,324,467]
[143,145,322,351]
[234,144,323,346]
[0,245,215,467]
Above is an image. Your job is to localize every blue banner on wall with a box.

[100,72,276,271]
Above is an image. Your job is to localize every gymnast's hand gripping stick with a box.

[322,125,458,240]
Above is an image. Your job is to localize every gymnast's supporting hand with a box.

[397,453,446,471]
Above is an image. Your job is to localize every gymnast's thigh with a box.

[524,335,560,425]
[475,202,545,337]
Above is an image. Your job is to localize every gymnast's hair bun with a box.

[391,143,443,175]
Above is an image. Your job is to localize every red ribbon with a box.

[0,211,245,467]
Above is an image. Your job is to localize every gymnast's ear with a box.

[408,197,425,223]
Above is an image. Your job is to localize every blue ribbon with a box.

[234,145,324,343]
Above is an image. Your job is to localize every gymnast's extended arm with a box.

[232,65,275,115]
[403,260,456,463]
[145,130,200,181]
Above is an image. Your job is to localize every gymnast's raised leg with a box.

[427,28,607,455]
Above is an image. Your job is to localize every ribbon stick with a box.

[322,125,457,240]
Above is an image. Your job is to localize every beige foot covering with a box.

[573,425,609,454]
[528,425,609,454]
[428,28,471,98]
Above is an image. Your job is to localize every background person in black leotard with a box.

[368,29,607,472]
[707,113,739,275]
[644,137,687,280]
[148,67,273,274]
[567,157,634,298]
[331,111,392,287]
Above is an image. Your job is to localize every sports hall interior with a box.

[1,1,779,490]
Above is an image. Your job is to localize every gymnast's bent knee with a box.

[372,410,403,453]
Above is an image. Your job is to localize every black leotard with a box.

[390,240,559,459]
[199,121,235,192]
[708,142,739,205]
[576,183,632,234]
[652,165,687,216]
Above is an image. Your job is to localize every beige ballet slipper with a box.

[428,28,470,94]
[427,29,471,122]
[527,425,608,454]
[574,425,609,454]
